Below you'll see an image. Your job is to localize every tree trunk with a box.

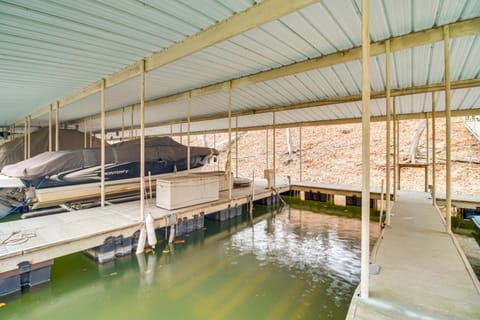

[407,119,426,164]
[286,128,294,162]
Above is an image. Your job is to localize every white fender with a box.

[146,213,157,248]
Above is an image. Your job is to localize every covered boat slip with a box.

[0,178,288,273]
[0,0,479,313]
[347,190,480,319]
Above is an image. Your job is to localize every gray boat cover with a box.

[0,128,100,170]
[1,137,216,179]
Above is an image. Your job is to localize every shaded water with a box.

[1,206,379,320]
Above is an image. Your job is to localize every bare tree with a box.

[406,119,426,164]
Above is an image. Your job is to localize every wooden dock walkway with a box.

[347,190,480,320]
[0,179,288,273]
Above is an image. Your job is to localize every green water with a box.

[1,206,379,320]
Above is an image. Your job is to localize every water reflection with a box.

[1,205,378,320]
[228,207,378,308]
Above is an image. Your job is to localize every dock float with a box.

[347,190,480,320]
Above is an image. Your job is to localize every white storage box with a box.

[156,175,219,210]
[191,171,232,192]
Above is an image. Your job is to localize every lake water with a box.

[1,205,379,320]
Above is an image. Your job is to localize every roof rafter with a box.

[91,78,480,133]
[62,17,480,127]
[15,0,319,125]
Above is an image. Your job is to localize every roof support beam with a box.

[62,17,480,129]
[15,0,318,126]
[145,0,318,71]
[161,108,480,136]
[101,78,479,132]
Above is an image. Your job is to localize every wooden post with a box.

[299,127,302,182]
[385,39,392,226]
[11,124,15,141]
[273,112,276,188]
[49,104,53,152]
[55,101,59,151]
[140,60,146,221]
[431,92,436,205]
[228,81,233,200]
[360,0,371,299]
[444,25,452,234]
[187,92,191,173]
[235,116,239,178]
[100,79,106,207]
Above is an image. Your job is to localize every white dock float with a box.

[347,190,480,320]
[0,178,288,274]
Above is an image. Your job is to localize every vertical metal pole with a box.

[360,0,371,299]
[299,127,302,182]
[385,39,392,226]
[180,123,183,144]
[24,118,27,160]
[11,124,15,141]
[431,92,436,205]
[393,97,397,200]
[89,118,93,148]
[27,115,31,159]
[444,26,452,234]
[187,92,191,173]
[101,79,106,207]
[228,81,233,200]
[49,104,53,152]
[265,129,269,169]
[235,116,239,178]
[140,60,146,221]
[55,101,59,151]
[425,114,429,192]
[170,123,173,137]
[84,119,87,149]
[121,107,125,141]
[396,103,400,190]
[130,105,134,140]
[273,112,276,188]
[214,132,218,171]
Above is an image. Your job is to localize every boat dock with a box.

[290,181,480,210]
[290,181,387,200]
[347,190,480,319]
[0,179,287,275]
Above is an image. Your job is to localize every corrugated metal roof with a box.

[1,0,480,134]
[0,0,260,125]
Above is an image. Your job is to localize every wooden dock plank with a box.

[348,191,480,320]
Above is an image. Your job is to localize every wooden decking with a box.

[0,179,288,273]
[347,190,480,320]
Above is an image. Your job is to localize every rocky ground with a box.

[190,117,479,196]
